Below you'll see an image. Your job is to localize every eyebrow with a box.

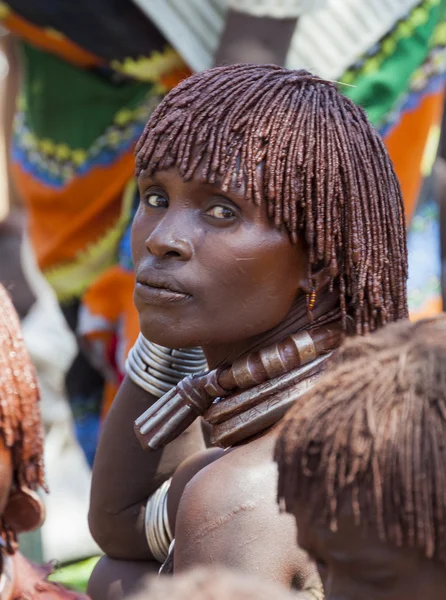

[138,170,160,184]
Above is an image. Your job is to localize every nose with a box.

[145,212,193,261]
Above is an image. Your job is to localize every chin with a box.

[138,315,203,350]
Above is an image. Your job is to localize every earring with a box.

[307,286,316,312]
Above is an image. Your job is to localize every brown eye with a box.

[206,205,236,220]
[146,194,168,208]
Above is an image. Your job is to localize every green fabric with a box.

[49,556,101,593]
[19,42,151,149]
[340,1,441,127]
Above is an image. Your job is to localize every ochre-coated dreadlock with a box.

[136,64,408,334]
[275,315,446,566]
[0,285,45,497]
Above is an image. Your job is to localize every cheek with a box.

[199,233,304,330]
[131,208,146,262]
[214,232,303,298]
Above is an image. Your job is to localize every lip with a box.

[135,273,192,306]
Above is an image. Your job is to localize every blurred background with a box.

[0,0,444,590]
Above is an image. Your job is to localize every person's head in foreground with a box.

[133,64,407,364]
[275,315,446,600]
[132,566,298,600]
[0,284,45,550]
[0,284,86,600]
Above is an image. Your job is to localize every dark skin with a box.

[88,381,206,558]
[296,502,446,600]
[172,428,320,593]
[132,167,309,365]
[89,164,337,599]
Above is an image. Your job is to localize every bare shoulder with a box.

[174,431,317,589]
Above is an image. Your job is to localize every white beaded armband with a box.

[145,478,173,563]
[125,334,207,398]
[227,0,328,19]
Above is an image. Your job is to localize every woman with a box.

[0,283,86,599]
[88,64,408,596]
[276,315,446,600]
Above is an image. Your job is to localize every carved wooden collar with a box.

[135,322,343,450]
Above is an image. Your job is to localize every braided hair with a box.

[0,285,45,538]
[136,64,408,334]
[275,315,446,565]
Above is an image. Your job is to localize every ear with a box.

[299,265,336,295]
[3,487,45,534]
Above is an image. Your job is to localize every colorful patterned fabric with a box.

[2,0,444,462]
[2,1,191,303]
[337,0,445,319]
[340,0,445,222]
[0,1,191,463]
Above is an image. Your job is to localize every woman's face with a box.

[132,167,308,359]
[296,504,446,600]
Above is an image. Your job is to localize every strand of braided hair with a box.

[0,285,46,542]
[136,64,408,334]
[275,315,446,566]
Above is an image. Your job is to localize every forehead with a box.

[138,162,262,207]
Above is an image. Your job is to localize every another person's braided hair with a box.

[136,64,408,334]
[275,315,446,566]
[0,284,45,536]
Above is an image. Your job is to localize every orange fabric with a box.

[160,67,193,90]
[83,266,139,419]
[82,265,130,323]
[384,88,446,223]
[3,12,101,68]
[100,280,139,417]
[122,273,140,356]
[101,381,118,420]
[83,264,139,362]
[410,296,443,322]
[11,150,135,270]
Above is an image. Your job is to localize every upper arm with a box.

[174,458,316,589]
[89,376,206,559]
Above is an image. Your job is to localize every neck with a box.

[202,287,341,369]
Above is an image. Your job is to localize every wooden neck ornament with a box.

[135,322,343,450]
